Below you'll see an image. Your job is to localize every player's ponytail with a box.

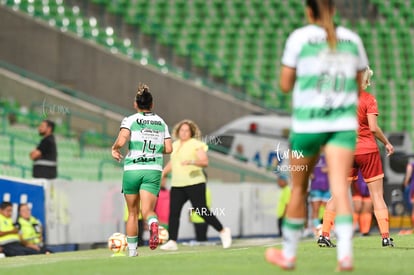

[319,0,336,50]
[135,83,153,110]
[307,0,336,50]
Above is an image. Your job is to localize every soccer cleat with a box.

[219,227,232,249]
[317,235,336,247]
[382,237,394,247]
[149,222,159,250]
[160,240,178,251]
[265,248,295,270]
[336,256,353,272]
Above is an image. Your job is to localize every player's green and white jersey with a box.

[282,24,368,133]
[120,112,170,171]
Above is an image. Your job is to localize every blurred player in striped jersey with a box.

[265,0,368,271]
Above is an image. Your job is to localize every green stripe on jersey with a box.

[130,122,165,132]
[299,42,359,59]
[122,112,168,171]
[293,104,356,121]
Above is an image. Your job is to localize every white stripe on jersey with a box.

[293,117,357,133]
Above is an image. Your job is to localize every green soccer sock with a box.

[282,218,305,259]
[127,235,138,250]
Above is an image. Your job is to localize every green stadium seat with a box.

[3,0,412,125]
[208,59,227,79]
[92,0,109,5]
[228,74,243,87]
[107,0,128,16]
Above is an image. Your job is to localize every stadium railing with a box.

[0,106,275,182]
[0,160,31,178]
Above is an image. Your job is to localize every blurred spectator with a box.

[16,203,51,253]
[30,119,57,179]
[276,173,291,238]
[190,185,212,243]
[0,202,40,257]
[400,160,414,235]
[309,154,330,236]
[160,120,231,251]
[351,171,373,236]
[155,177,170,230]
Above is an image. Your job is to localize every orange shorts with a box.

[350,152,384,183]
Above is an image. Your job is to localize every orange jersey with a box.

[355,91,379,155]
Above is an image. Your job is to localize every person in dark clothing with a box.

[30,119,57,179]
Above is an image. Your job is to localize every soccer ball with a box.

[158,226,169,244]
[108,232,127,253]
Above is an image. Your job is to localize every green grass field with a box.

[1,234,413,275]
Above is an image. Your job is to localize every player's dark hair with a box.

[0,201,12,210]
[135,83,153,110]
[306,0,336,50]
[44,119,55,133]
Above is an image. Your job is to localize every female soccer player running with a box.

[265,0,368,271]
[112,84,172,256]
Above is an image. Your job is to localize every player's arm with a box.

[279,66,296,93]
[163,138,172,154]
[111,128,130,162]
[162,161,172,179]
[280,32,298,93]
[367,114,394,156]
[403,163,413,187]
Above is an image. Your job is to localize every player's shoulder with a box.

[360,90,376,101]
[122,113,140,123]
[288,25,318,40]
[336,26,363,42]
[149,113,169,126]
